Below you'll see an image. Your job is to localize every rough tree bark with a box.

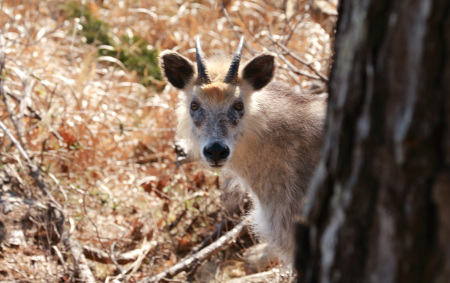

[296,0,450,283]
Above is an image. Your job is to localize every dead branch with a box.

[0,51,50,199]
[0,51,96,283]
[116,240,158,281]
[0,118,58,206]
[1,114,96,283]
[140,219,249,283]
[83,245,124,264]
[52,246,68,274]
[83,240,157,265]
[62,235,96,283]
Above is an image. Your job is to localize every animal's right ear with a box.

[242,53,275,91]
[159,51,196,89]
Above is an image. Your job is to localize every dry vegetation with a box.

[0,0,336,281]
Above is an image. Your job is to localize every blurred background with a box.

[0,0,336,281]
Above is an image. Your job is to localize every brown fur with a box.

[159,47,326,265]
[200,82,231,102]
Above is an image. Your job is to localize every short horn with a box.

[195,36,211,85]
[224,36,245,85]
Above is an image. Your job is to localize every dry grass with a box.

[0,0,336,281]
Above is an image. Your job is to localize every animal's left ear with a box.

[241,53,275,90]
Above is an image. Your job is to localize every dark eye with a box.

[191,101,199,110]
[233,102,244,111]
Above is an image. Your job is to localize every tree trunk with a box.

[296,0,450,282]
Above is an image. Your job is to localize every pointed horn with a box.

[195,36,211,85]
[224,36,245,85]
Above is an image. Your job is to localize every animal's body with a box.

[159,37,326,264]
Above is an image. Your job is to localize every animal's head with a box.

[159,37,275,168]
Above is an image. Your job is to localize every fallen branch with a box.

[62,235,96,283]
[83,240,157,265]
[227,268,294,283]
[189,219,234,255]
[189,207,245,256]
[140,218,249,282]
[118,240,157,281]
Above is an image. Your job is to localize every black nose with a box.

[203,142,230,163]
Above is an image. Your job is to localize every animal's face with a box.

[159,37,275,168]
[186,81,245,167]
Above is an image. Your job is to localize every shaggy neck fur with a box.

[225,85,325,263]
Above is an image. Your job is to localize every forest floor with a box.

[0,0,335,282]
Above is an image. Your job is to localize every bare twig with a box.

[276,50,321,80]
[283,3,310,46]
[284,17,301,46]
[167,208,188,231]
[4,91,42,120]
[267,35,329,81]
[140,219,249,282]
[218,2,327,84]
[0,51,22,139]
[219,0,258,54]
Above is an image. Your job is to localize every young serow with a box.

[159,37,326,264]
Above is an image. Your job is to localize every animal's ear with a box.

[241,53,275,90]
[159,51,196,89]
